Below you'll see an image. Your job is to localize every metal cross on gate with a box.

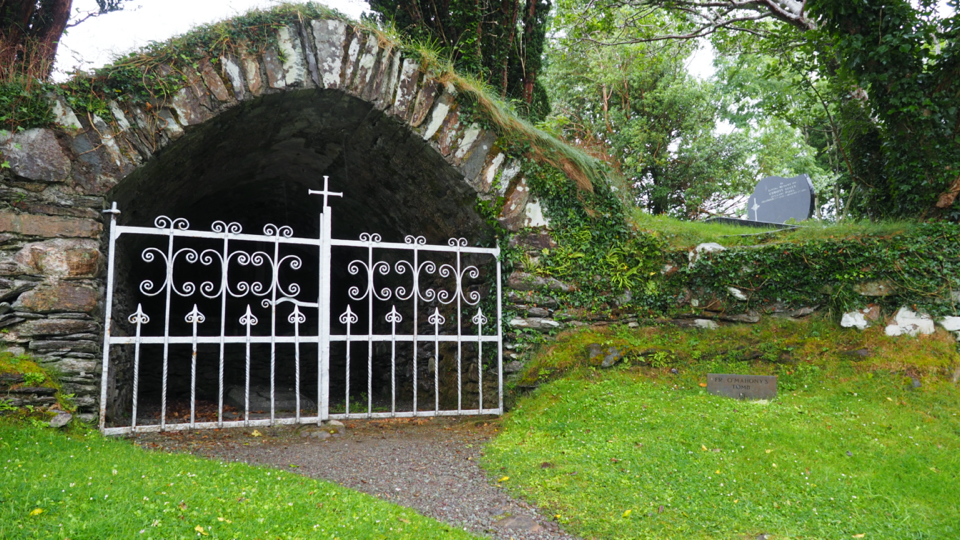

[307,175,343,208]
[99,177,503,435]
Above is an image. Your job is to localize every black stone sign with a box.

[707,374,777,400]
[746,174,815,224]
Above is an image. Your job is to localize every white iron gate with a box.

[98,177,502,435]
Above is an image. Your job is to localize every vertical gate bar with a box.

[244,313,251,426]
[388,306,398,416]
[318,209,332,423]
[496,244,503,413]
[241,305,257,426]
[217,231,230,427]
[431,308,442,413]
[160,226,176,431]
[98,203,120,432]
[412,248,418,415]
[456,246,462,413]
[187,305,203,429]
[344,311,352,416]
[292,306,302,424]
[270,237,279,426]
[477,309,483,411]
[130,304,147,432]
[366,241,373,418]
[309,177,342,424]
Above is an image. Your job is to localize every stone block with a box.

[840,310,869,330]
[241,51,263,95]
[373,48,402,109]
[527,306,550,317]
[348,33,379,95]
[49,356,99,375]
[278,26,307,87]
[90,114,126,170]
[940,317,960,332]
[727,287,748,301]
[499,176,531,231]
[20,204,98,220]
[30,340,100,354]
[854,280,896,297]
[157,109,184,139]
[693,319,719,330]
[523,199,550,228]
[14,282,98,313]
[15,239,100,277]
[791,306,819,317]
[409,78,439,127]
[16,318,98,337]
[199,58,231,102]
[0,212,101,239]
[506,290,559,308]
[435,108,461,155]
[0,129,70,183]
[717,311,761,324]
[312,19,348,89]
[219,56,245,100]
[479,152,506,193]
[508,231,556,250]
[108,101,132,132]
[263,46,285,89]
[171,69,212,126]
[452,125,481,163]
[885,307,935,337]
[688,243,725,267]
[390,58,420,119]
[296,23,321,87]
[49,95,82,130]
[507,272,575,292]
[503,360,523,374]
[508,317,560,331]
[49,412,72,428]
[459,130,497,184]
[422,85,455,140]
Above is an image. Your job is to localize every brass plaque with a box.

[707,374,777,400]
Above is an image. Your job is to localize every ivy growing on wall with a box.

[678,222,960,319]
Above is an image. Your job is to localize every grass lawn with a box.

[0,423,478,540]
[485,321,960,539]
[628,209,920,249]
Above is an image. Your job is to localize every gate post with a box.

[99,203,121,432]
[309,177,342,423]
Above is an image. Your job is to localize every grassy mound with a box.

[486,320,960,539]
[0,423,478,539]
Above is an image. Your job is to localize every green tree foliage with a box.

[367,0,551,120]
[806,0,960,220]
[712,51,842,217]
[545,2,817,219]
[558,0,960,220]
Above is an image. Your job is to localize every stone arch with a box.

[0,15,551,420]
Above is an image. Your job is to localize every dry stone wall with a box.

[0,16,553,421]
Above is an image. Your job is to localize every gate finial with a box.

[308,175,343,208]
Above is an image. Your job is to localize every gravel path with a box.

[133,418,580,540]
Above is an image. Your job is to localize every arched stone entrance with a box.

[0,14,550,423]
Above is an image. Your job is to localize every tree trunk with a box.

[0,0,73,79]
[521,0,537,103]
